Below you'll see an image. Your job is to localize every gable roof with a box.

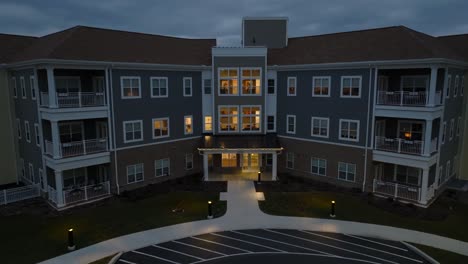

[438,34,468,62]
[0,34,37,63]
[11,26,216,65]
[268,26,465,65]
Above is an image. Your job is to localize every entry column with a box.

[272,152,278,181]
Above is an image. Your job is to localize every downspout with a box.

[108,66,120,194]
[362,65,373,192]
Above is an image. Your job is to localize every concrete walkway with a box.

[40,181,468,264]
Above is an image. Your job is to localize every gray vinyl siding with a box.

[243,19,287,48]
[111,69,203,149]
[9,68,43,184]
[277,68,373,147]
[213,56,266,134]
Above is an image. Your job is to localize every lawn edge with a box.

[401,241,439,264]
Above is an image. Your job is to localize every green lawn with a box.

[259,191,468,242]
[414,244,468,264]
[0,191,226,264]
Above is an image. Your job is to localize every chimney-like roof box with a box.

[242,17,288,49]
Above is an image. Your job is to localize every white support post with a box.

[397,139,402,153]
[272,152,278,181]
[203,154,209,181]
[424,119,433,157]
[51,121,61,159]
[84,187,88,201]
[46,66,57,108]
[428,66,438,106]
[394,183,398,198]
[55,170,65,207]
[420,168,429,205]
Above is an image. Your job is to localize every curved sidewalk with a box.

[40,181,468,264]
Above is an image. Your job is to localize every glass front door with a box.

[242,153,260,171]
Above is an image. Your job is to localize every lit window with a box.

[127,164,144,184]
[311,117,329,138]
[311,158,326,176]
[183,77,192,96]
[219,106,238,132]
[222,153,237,167]
[204,116,212,132]
[184,116,193,135]
[151,77,168,98]
[241,68,261,95]
[123,120,143,143]
[219,68,238,95]
[241,106,261,131]
[339,119,359,141]
[312,77,330,97]
[341,76,361,97]
[121,77,141,98]
[155,158,170,177]
[153,118,169,138]
[287,77,296,96]
[338,162,356,181]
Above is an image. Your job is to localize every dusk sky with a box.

[1,0,467,45]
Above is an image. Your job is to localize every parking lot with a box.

[117,229,431,264]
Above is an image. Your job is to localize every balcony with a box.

[45,138,108,159]
[375,136,438,156]
[377,91,442,107]
[373,179,421,202]
[48,181,110,208]
[40,92,106,108]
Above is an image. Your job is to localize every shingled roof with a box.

[10,26,216,65]
[438,34,468,62]
[0,33,37,63]
[268,26,465,65]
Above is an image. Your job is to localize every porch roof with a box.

[198,134,282,152]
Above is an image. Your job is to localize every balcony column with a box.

[51,121,61,159]
[272,152,278,181]
[419,168,429,205]
[55,170,65,207]
[46,66,58,108]
[423,119,433,156]
[203,153,209,181]
[428,66,438,106]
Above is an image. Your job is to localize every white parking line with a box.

[344,234,408,252]
[264,229,400,264]
[133,250,180,264]
[300,230,423,263]
[231,230,334,256]
[210,232,287,253]
[152,244,205,260]
[190,236,253,253]
[118,259,137,264]
[172,240,227,256]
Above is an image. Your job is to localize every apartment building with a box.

[2,17,467,209]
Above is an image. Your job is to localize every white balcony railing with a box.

[1,184,41,205]
[377,91,442,106]
[45,138,108,158]
[40,92,106,108]
[63,181,110,205]
[373,179,421,201]
[375,136,424,155]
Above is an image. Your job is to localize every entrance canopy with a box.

[198,134,283,153]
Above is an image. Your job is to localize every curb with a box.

[401,241,439,264]
[108,252,123,264]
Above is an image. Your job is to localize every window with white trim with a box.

[150,77,168,98]
[287,77,296,96]
[204,116,212,132]
[123,120,143,143]
[241,106,261,131]
[312,77,330,97]
[401,76,429,92]
[34,123,40,146]
[441,121,446,144]
[184,115,193,135]
[267,79,275,94]
[203,79,212,94]
[461,76,465,96]
[341,76,361,97]
[457,117,461,136]
[20,77,26,99]
[121,77,141,98]
[153,118,169,138]
[286,152,294,169]
[183,77,192,96]
[24,121,31,143]
[241,68,261,95]
[16,119,21,139]
[219,106,238,132]
[30,76,36,100]
[127,163,144,184]
[339,119,359,141]
[454,75,459,97]
[185,153,193,170]
[311,157,326,176]
[155,158,170,177]
[219,68,238,95]
[338,162,356,182]
[286,115,296,134]
[11,77,17,98]
[311,117,329,138]
[446,75,451,98]
[449,119,454,141]
[267,116,275,131]
[28,163,34,181]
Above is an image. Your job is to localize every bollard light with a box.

[207,201,213,219]
[68,228,76,251]
[257,171,262,184]
[330,201,336,218]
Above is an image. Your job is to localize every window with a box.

[184,116,193,135]
[287,77,296,96]
[449,119,454,141]
[28,163,34,181]
[20,77,26,99]
[222,153,237,167]
[123,120,143,143]
[265,154,273,166]
[11,77,17,98]
[457,117,461,136]
[446,75,451,98]
[311,158,326,176]
[34,123,40,147]
[60,122,82,143]
[441,122,447,144]
[185,153,193,170]
[286,152,294,169]
[454,75,459,97]
[396,165,420,185]
[311,117,329,138]
[267,79,275,94]
[204,116,212,132]
[38,169,44,189]
[267,116,275,131]
[312,77,331,97]
[183,77,192,96]
[401,76,429,92]
[241,106,261,132]
[219,68,238,95]
[127,164,144,184]
[241,68,261,95]
[286,115,296,134]
[341,76,361,97]
[16,119,21,139]
[338,162,356,182]
[219,106,238,132]
[461,76,465,96]
[153,118,170,138]
[150,77,168,98]
[30,76,36,100]
[203,79,212,94]
[339,119,359,141]
[121,77,141,98]
[155,158,170,177]
[24,121,31,143]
